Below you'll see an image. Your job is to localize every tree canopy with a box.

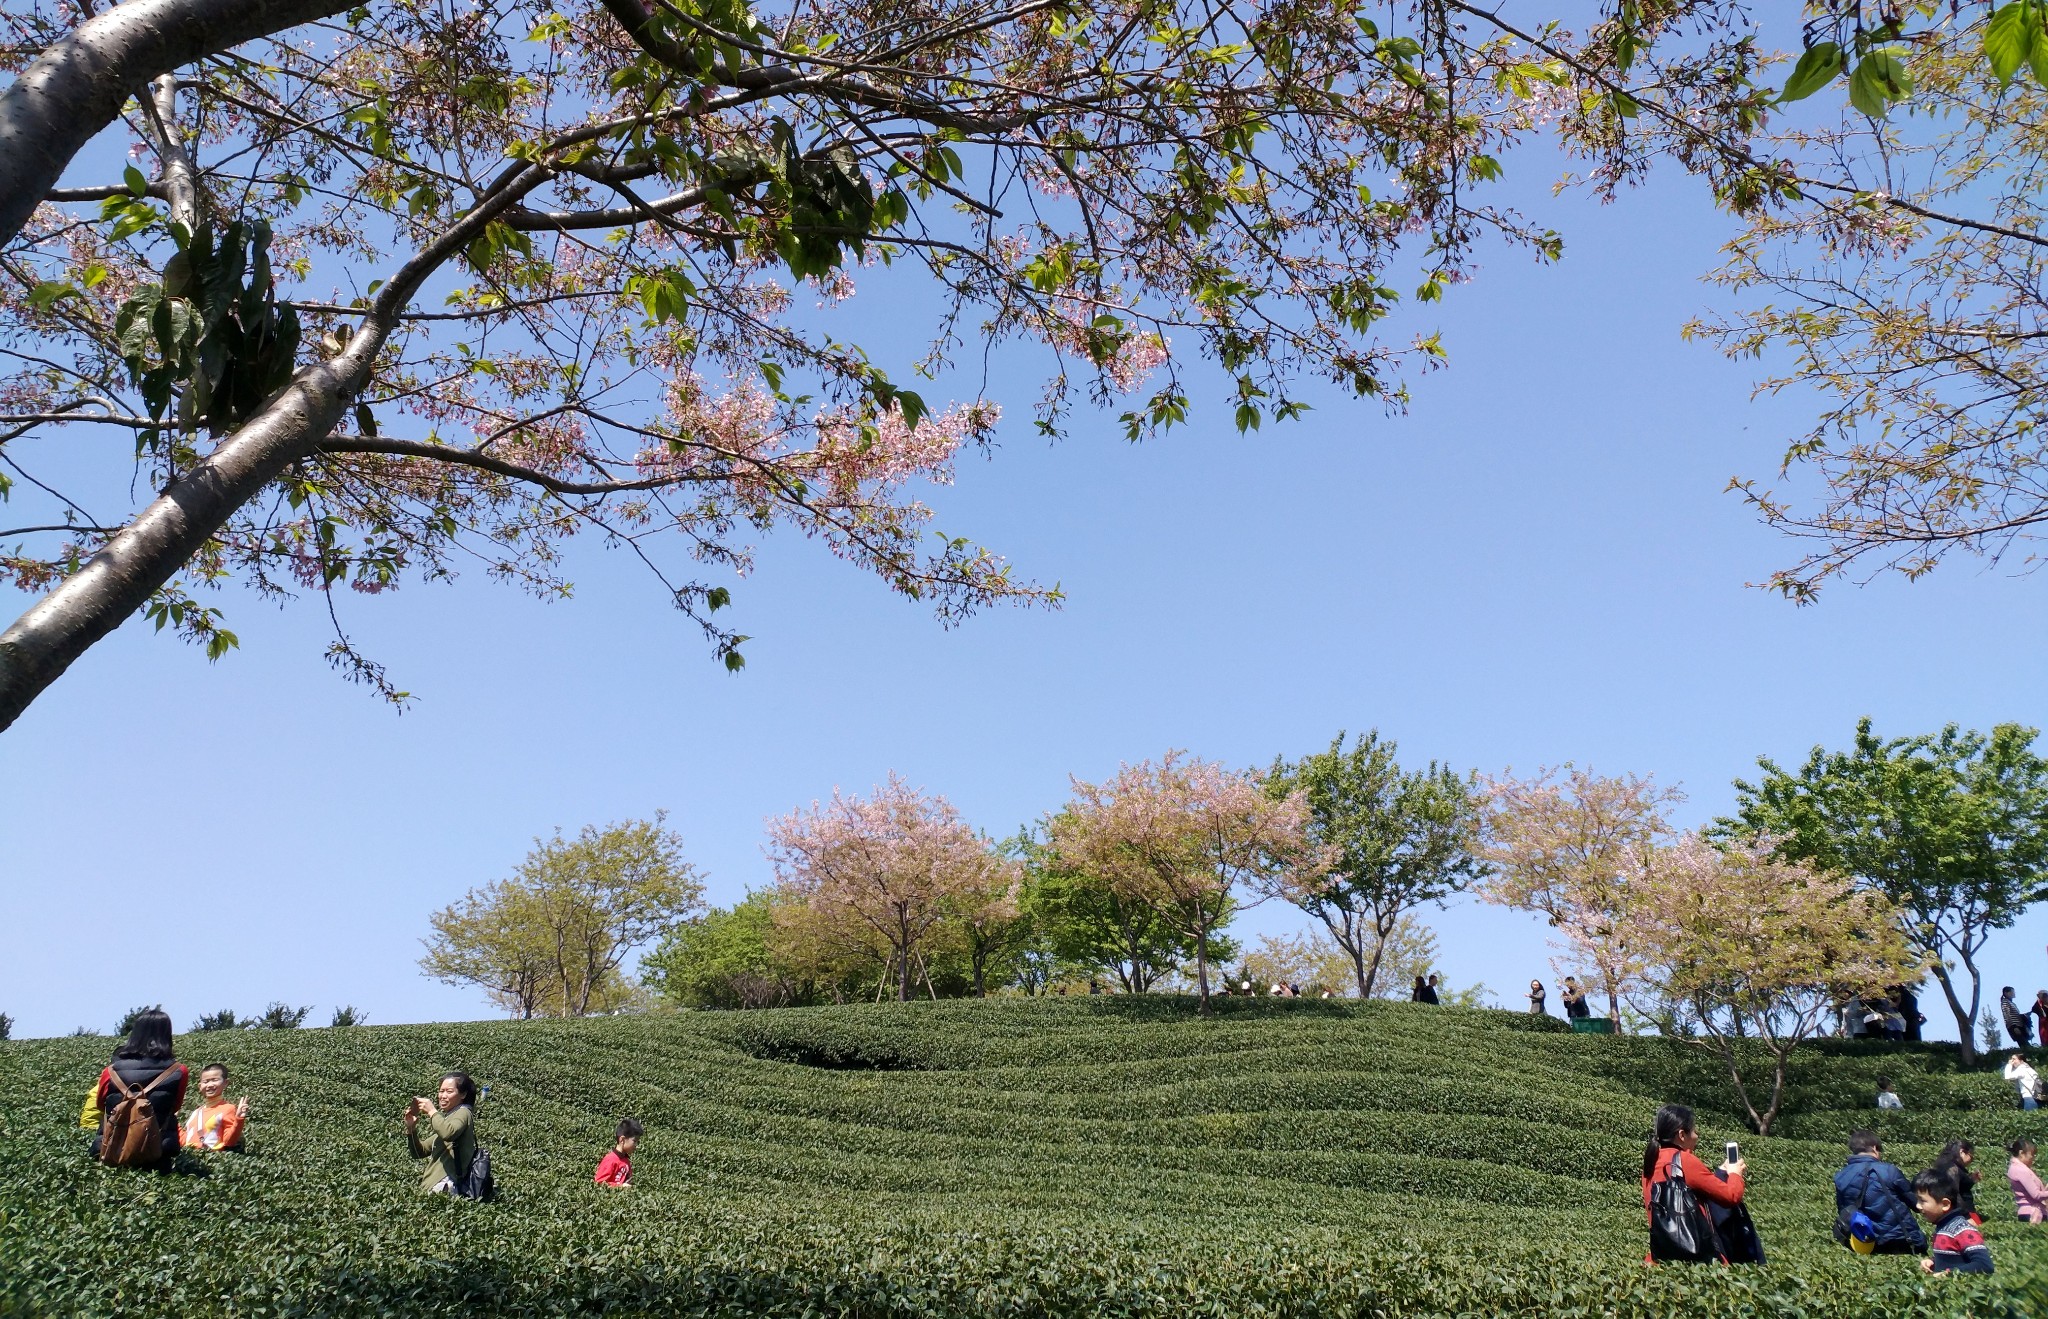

[1266,730,1484,997]
[1717,717,2048,1065]
[421,814,705,1016]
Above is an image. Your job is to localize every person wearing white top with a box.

[1875,1076,1904,1110]
[2004,1053,2041,1110]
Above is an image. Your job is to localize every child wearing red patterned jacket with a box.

[593,1118,642,1187]
[1914,1167,1995,1275]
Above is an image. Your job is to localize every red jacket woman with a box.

[1642,1103,1747,1263]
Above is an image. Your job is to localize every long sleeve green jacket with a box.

[407,1104,475,1193]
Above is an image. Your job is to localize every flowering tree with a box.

[1623,833,1924,1134]
[1016,819,1211,993]
[0,0,1646,730]
[1474,766,1682,1025]
[1266,730,1485,997]
[1050,751,1325,1010]
[1718,718,2048,1066]
[766,774,1017,1002]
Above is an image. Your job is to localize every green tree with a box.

[1719,719,2048,1065]
[422,815,705,1017]
[1266,732,1486,998]
[645,891,825,1010]
[1017,823,1213,994]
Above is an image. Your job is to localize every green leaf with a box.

[1986,1,2031,85]
[123,165,149,197]
[354,403,378,438]
[1777,41,1845,104]
[1846,50,1911,117]
[27,281,79,312]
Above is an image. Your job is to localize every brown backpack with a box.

[97,1065,182,1168]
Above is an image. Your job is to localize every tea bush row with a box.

[4,998,2045,1316]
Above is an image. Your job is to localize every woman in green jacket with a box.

[405,1072,477,1194]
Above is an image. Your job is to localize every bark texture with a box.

[0,0,356,248]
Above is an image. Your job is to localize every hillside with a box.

[4,998,2046,1316]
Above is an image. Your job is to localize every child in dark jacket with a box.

[1914,1167,1994,1275]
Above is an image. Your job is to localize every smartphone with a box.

[1726,1141,1741,1164]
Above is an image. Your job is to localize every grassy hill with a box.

[4,997,2047,1316]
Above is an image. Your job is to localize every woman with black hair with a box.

[90,1008,187,1169]
[405,1072,478,1194]
[1933,1139,1982,1224]
[1641,1103,1747,1263]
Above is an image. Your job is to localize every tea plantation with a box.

[5,998,2047,1316]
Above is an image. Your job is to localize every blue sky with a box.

[4,148,2045,1043]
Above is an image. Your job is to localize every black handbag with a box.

[1648,1151,1722,1263]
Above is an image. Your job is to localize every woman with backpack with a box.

[1642,1103,1747,1264]
[90,1008,188,1169]
[405,1072,478,1194]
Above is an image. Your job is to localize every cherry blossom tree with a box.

[1623,833,1924,1134]
[0,0,1649,730]
[766,774,1017,1002]
[1474,766,1682,1025]
[1049,751,1325,1011]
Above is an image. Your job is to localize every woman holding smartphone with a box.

[1642,1103,1748,1264]
[404,1072,477,1194]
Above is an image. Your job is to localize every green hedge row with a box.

[6,998,2047,1317]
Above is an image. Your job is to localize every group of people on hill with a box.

[1643,1103,2046,1276]
[2000,985,2048,1049]
[1526,976,1595,1020]
[77,1009,643,1195]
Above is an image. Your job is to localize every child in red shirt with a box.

[593,1118,642,1187]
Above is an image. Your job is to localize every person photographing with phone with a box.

[1642,1103,1749,1264]
[404,1073,479,1195]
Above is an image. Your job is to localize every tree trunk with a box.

[1194,920,1211,1012]
[1930,960,1980,1067]
[0,159,537,730]
[0,365,349,727]
[0,0,362,251]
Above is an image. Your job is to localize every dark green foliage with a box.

[644,892,831,1010]
[251,1003,312,1031]
[4,999,2045,1316]
[110,1005,161,1038]
[191,1009,244,1033]
[1018,825,1225,992]
[110,218,302,441]
[329,1006,367,1029]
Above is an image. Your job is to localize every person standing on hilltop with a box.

[1528,979,1547,1015]
[2002,987,2033,1049]
[1561,977,1591,1020]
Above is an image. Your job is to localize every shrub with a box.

[190,1009,245,1033]
[252,1002,313,1030]
[330,1005,367,1028]
[0,1012,11,1042]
